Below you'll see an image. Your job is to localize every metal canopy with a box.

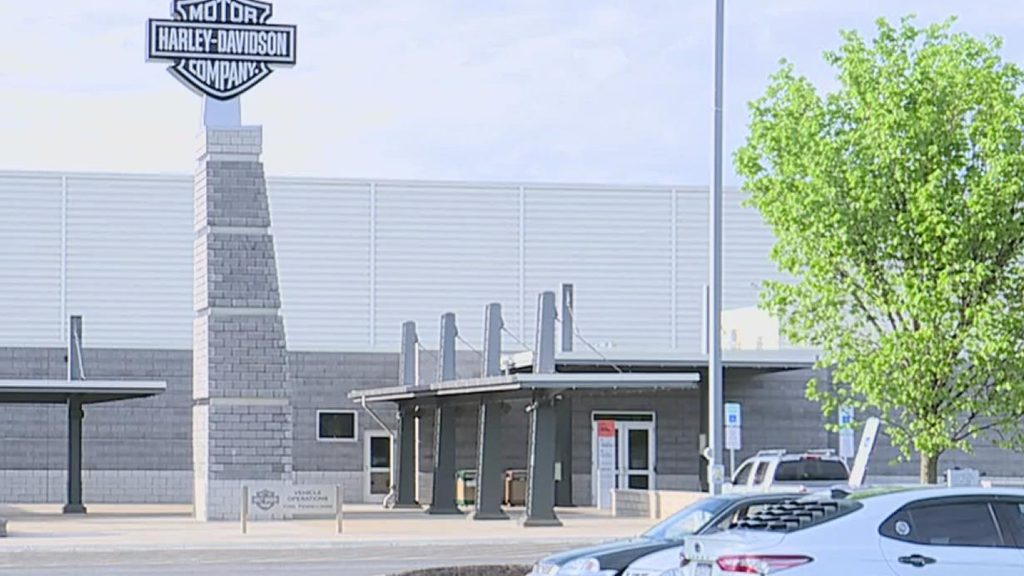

[349,371,701,403]
[0,379,166,404]
[4,316,168,515]
[503,348,820,373]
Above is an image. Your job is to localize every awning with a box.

[349,371,701,403]
[0,379,167,404]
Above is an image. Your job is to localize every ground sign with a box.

[246,483,338,519]
[147,0,297,100]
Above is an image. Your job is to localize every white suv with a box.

[725,449,849,493]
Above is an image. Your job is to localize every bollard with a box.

[342,481,350,532]
[241,485,249,534]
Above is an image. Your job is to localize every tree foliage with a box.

[736,17,1024,481]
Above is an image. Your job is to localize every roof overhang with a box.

[504,348,821,372]
[350,371,701,403]
[0,379,167,404]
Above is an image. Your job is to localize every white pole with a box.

[342,481,350,532]
[708,0,726,496]
[240,485,248,535]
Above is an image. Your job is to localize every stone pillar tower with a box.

[192,126,293,521]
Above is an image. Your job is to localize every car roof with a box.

[855,485,1024,504]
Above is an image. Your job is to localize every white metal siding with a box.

[675,190,709,352]
[0,171,788,353]
[374,183,521,352]
[524,187,674,350]
[268,179,372,350]
[0,174,63,346]
[723,188,785,310]
[64,174,193,349]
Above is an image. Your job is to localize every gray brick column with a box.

[192,126,293,521]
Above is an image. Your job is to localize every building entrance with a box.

[365,432,392,502]
[591,412,656,507]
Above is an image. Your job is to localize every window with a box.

[732,463,753,485]
[993,501,1024,549]
[643,497,732,540]
[753,462,770,485]
[881,500,1004,548]
[774,459,849,482]
[317,410,357,441]
[715,502,775,532]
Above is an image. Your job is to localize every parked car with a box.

[528,492,797,576]
[673,486,1024,575]
[620,494,818,576]
[723,449,850,493]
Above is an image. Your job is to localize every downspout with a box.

[359,395,395,439]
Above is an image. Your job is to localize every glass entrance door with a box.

[619,422,655,490]
[591,413,656,507]
[365,432,392,502]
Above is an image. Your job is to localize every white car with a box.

[670,487,1024,575]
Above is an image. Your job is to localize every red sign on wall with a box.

[597,420,616,438]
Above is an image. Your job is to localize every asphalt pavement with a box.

[0,541,553,575]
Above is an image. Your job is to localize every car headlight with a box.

[559,557,616,575]
[531,563,561,576]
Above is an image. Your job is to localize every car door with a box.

[879,497,1024,575]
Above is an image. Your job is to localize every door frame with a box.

[590,411,657,506]
[619,419,656,491]
[364,431,393,502]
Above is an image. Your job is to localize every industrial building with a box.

[1,128,1021,518]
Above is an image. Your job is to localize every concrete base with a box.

[521,516,562,527]
[425,506,463,515]
[471,510,510,521]
[61,503,86,515]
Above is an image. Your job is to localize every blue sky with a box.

[2,1,1023,185]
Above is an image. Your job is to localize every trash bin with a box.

[456,469,477,506]
[504,469,528,506]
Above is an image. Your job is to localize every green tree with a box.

[736,17,1024,483]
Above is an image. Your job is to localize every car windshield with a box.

[774,459,849,482]
[642,497,732,541]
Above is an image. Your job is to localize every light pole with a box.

[707,0,726,495]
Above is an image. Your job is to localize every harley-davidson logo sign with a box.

[147,0,296,100]
[252,488,280,511]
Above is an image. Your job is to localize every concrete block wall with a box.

[0,347,192,503]
[192,125,294,521]
[289,351,398,474]
[723,368,833,463]
[571,389,702,505]
[0,470,191,504]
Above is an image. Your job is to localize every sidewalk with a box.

[0,503,652,553]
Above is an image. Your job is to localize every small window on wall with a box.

[317,410,357,442]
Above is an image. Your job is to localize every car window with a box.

[993,501,1024,549]
[774,459,848,482]
[733,463,753,485]
[714,502,775,531]
[643,497,731,540]
[881,500,1004,547]
[753,462,770,485]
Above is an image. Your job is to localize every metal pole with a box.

[241,485,249,534]
[707,0,726,496]
[342,481,350,532]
